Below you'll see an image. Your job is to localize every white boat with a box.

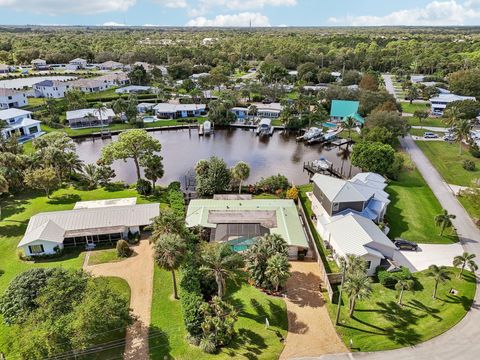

[203,120,212,135]
[297,127,323,141]
[256,118,273,137]
[312,157,332,170]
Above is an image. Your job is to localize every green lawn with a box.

[149,268,288,359]
[409,129,445,137]
[458,194,480,223]
[400,102,430,114]
[88,247,125,265]
[327,268,476,352]
[0,186,163,355]
[407,117,446,128]
[27,97,47,107]
[415,141,480,186]
[386,167,458,244]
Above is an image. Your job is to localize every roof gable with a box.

[330,100,360,118]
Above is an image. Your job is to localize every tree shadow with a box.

[47,193,81,205]
[148,325,172,359]
[461,272,477,284]
[384,188,408,238]
[405,299,442,321]
[0,221,28,237]
[32,248,84,263]
[285,270,324,308]
[105,182,129,192]
[286,310,309,334]
[225,328,268,360]
[439,294,474,312]
[0,196,28,220]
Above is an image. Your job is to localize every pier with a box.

[303,160,345,179]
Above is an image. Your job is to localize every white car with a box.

[424,132,439,138]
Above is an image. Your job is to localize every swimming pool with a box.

[322,122,338,128]
[143,116,156,123]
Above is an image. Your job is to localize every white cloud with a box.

[143,23,160,27]
[188,0,296,17]
[186,12,271,26]
[152,0,187,8]
[103,21,126,26]
[0,0,136,15]
[328,0,480,26]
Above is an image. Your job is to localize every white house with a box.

[66,108,115,128]
[153,103,206,119]
[254,102,283,119]
[0,88,28,109]
[69,78,109,93]
[33,80,71,98]
[96,72,129,87]
[430,93,476,116]
[325,214,397,276]
[0,64,12,74]
[137,103,156,113]
[98,61,124,70]
[18,199,159,257]
[31,59,48,70]
[0,108,42,142]
[69,58,87,69]
[115,85,152,94]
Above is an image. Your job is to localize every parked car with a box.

[394,238,418,251]
[424,132,439,138]
[444,134,454,142]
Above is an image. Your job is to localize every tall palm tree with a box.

[112,98,127,117]
[265,253,291,292]
[443,105,463,128]
[343,272,372,317]
[453,252,478,278]
[200,243,244,299]
[231,161,250,194]
[342,116,357,139]
[395,279,414,306]
[149,208,187,237]
[82,163,99,189]
[339,254,367,276]
[154,233,187,299]
[434,209,456,236]
[426,265,450,299]
[96,103,108,126]
[247,104,258,120]
[452,119,473,155]
[62,152,84,178]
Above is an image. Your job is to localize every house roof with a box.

[19,203,159,248]
[326,213,396,258]
[115,85,152,93]
[69,78,105,89]
[0,108,32,120]
[34,79,68,87]
[99,61,123,68]
[343,112,365,125]
[0,64,9,71]
[330,100,360,118]
[0,88,23,97]
[5,117,41,130]
[66,108,115,121]
[430,93,476,103]
[153,103,206,112]
[31,59,46,64]
[70,58,87,63]
[186,199,309,248]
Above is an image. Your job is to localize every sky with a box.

[0,0,480,27]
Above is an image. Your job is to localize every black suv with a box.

[394,238,418,251]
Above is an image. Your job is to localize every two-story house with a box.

[33,80,71,98]
[0,88,28,109]
[0,108,42,142]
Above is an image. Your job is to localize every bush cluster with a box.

[376,266,412,288]
[463,159,476,171]
[136,178,152,195]
[167,182,185,216]
[116,240,132,258]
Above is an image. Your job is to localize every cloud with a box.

[186,12,271,26]
[103,21,126,26]
[328,0,480,26]
[188,0,296,17]
[0,0,136,15]
[152,0,187,8]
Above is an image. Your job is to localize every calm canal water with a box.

[74,128,359,186]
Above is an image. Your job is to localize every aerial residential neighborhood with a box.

[1,3,480,360]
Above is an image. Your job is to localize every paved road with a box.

[300,135,480,360]
[382,74,397,100]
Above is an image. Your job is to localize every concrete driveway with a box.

[393,243,464,272]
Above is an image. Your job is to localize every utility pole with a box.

[335,262,346,325]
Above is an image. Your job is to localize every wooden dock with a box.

[331,138,353,147]
[303,161,345,179]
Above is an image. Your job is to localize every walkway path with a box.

[306,135,480,360]
[83,239,154,360]
[280,261,347,359]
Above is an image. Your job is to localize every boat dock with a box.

[331,138,353,147]
[303,160,345,179]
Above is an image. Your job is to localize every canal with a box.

[74,128,360,186]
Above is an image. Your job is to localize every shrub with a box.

[136,178,152,195]
[116,240,132,258]
[181,291,205,337]
[286,186,299,201]
[256,174,290,193]
[470,147,480,159]
[463,159,476,171]
[168,188,185,217]
[376,266,412,288]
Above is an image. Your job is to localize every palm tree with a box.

[434,209,456,236]
[231,161,250,194]
[453,252,478,278]
[343,272,372,317]
[149,208,187,237]
[339,254,367,276]
[82,163,99,189]
[154,233,187,299]
[96,104,108,127]
[200,243,244,299]
[426,265,450,299]
[247,104,258,120]
[265,253,291,292]
[112,98,127,117]
[443,105,463,128]
[452,119,473,155]
[62,152,84,178]
[0,174,8,220]
[395,279,414,306]
[342,116,357,139]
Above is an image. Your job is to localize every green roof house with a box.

[330,100,365,125]
[185,197,310,259]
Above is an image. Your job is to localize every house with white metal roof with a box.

[153,103,206,119]
[186,197,310,259]
[430,93,476,116]
[0,108,43,142]
[98,61,124,71]
[115,85,152,94]
[18,200,159,257]
[325,213,397,275]
[66,108,115,128]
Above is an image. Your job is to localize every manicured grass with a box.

[415,141,480,186]
[27,97,47,107]
[271,119,283,126]
[0,186,163,355]
[298,184,340,273]
[327,268,476,352]
[149,268,288,359]
[400,102,430,114]
[458,193,480,224]
[88,247,124,265]
[386,167,458,244]
[409,129,445,137]
[338,129,362,143]
[407,116,446,128]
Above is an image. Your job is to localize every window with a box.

[332,202,339,211]
[366,261,372,269]
[29,244,44,254]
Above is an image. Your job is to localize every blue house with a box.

[230,107,248,121]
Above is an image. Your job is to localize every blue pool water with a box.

[322,122,338,128]
[143,116,156,123]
